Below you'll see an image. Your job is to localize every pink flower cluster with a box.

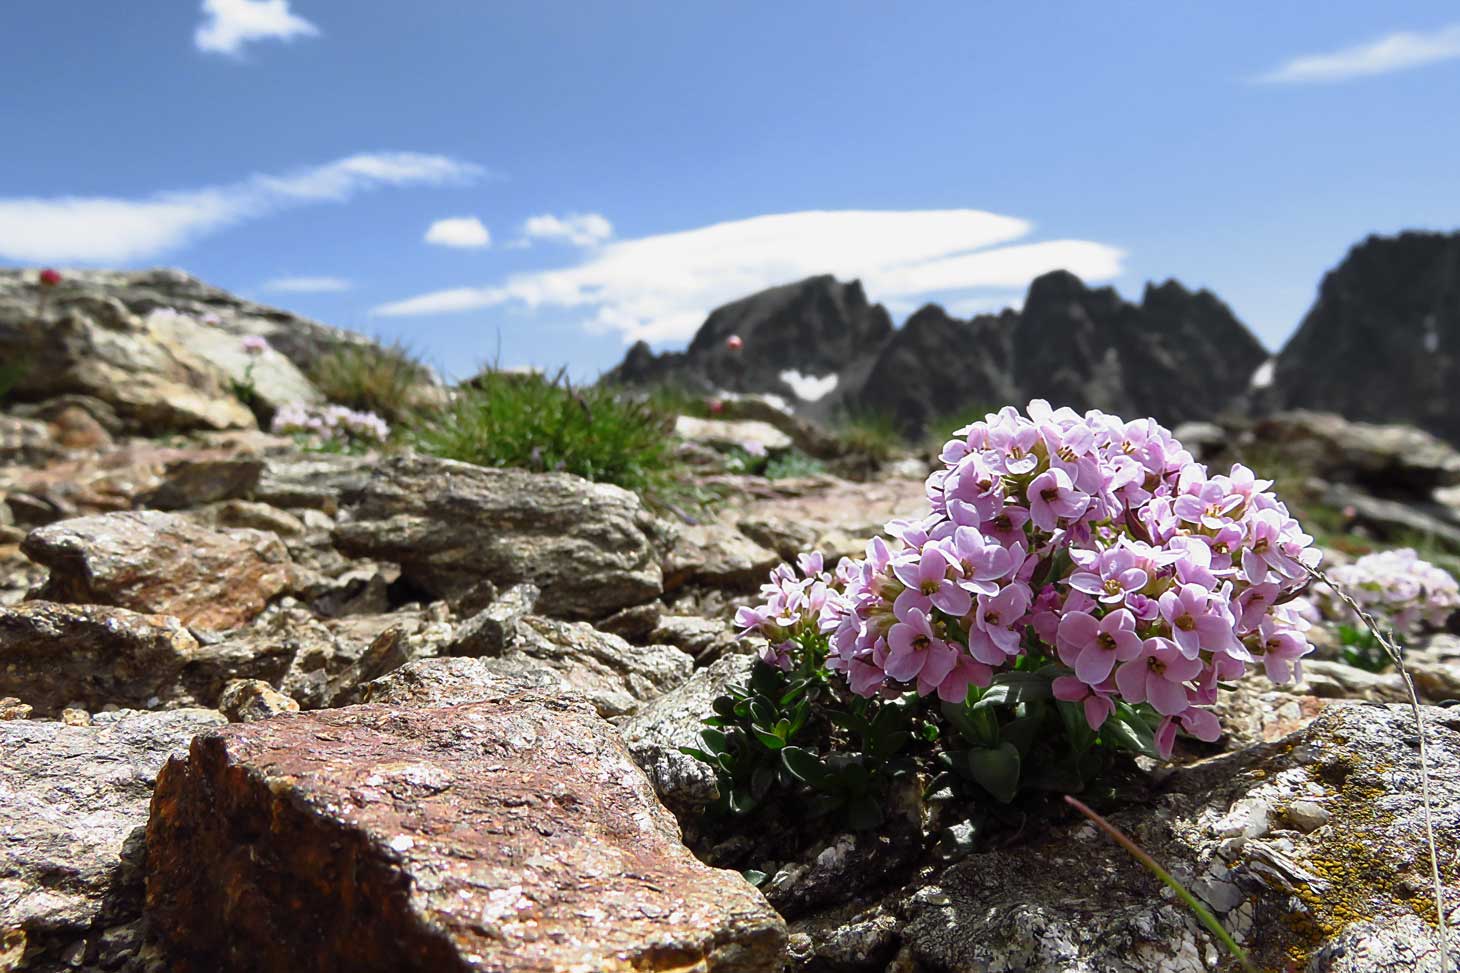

[272,402,390,445]
[1312,548,1460,637]
[738,401,1319,757]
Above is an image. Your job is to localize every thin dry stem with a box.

[1305,562,1449,972]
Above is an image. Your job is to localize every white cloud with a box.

[0,152,482,264]
[262,275,351,293]
[521,212,614,247]
[1256,23,1460,83]
[425,216,491,249]
[371,209,1124,346]
[195,0,319,56]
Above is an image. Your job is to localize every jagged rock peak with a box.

[1272,229,1460,444]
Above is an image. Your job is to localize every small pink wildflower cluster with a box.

[738,401,1320,757]
[272,402,390,446]
[1312,548,1460,638]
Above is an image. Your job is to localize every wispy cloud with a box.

[1256,23,1460,84]
[425,216,491,248]
[195,0,319,56]
[372,209,1124,345]
[262,275,351,293]
[0,152,482,264]
[521,212,614,247]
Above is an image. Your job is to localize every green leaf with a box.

[712,696,738,719]
[829,710,870,737]
[752,726,787,750]
[749,696,777,726]
[970,671,1054,710]
[780,746,833,788]
[699,727,729,755]
[1000,713,1045,758]
[726,786,758,816]
[920,721,941,743]
[967,743,1022,803]
[677,746,716,765]
[1105,704,1160,759]
[741,869,768,887]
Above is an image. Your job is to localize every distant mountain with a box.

[1270,231,1460,443]
[607,269,1267,436]
[602,275,892,420]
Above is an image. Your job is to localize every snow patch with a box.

[779,369,838,402]
[1248,358,1275,390]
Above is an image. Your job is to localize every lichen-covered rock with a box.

[0,602,203,716]
[332,455,665,619]
[620,653,756,809]
[22,510,292,631]
[0,708,225,970]
[883,702,1459,972]
[443,582,539,657]
[145,697,787,973]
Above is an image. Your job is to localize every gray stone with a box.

[0,602,203,717]
[444,582,539,657]
[0,708,225,971]
[217,679,300,723]
[333,454,665,619]
[619,653,756,809]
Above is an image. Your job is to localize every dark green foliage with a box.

[685,639,1164,835]
[310,340,433,426]
[0,357,28,403]
[412,369,679,501]
[1337,623,1391,672]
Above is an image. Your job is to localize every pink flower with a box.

[725,334,744,351]
[947,527,1012,597]
[1158,583,1238,658]
[892,547,972,619]
[707,398,725,414]
[1155,708,1222,757]
[1115,637,1203,716]
[1027,468,1089,532]
[1053,674,1115,730]
[38,268,61,287]
[885,608,958,685]
[241,335,270,355]
[1069,548,1148,605]
[930,652,993,703]
[1056,608,1144,684]
[967,584,1031,663]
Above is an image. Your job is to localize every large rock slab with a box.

[146,697,787,973]
[0,708,225,971]
[333,455,665,619]
[876,702,1460,972]
[23,510,292,631]
[0,602,203,716]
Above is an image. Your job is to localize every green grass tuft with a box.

[412,369,680,501]
[309,340,434,426]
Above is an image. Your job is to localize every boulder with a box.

[251,452,374,513]
[360,655,572,707]
[333,455,665,619]
[0,708,225,970]
[22,510,292,631]
[499,614,694,718]
[0,282,255,432]
[663,522,782,591]
[620,653,756,810]
[674,415,794,454]
[0,602,203,716]
[145,697,787,972]
[1251,410,1460,495]
[800,702,1460,972]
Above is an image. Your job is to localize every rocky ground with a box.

[2,271,1459,972]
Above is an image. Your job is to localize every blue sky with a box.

[3,2,1459,379]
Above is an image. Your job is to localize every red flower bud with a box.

[707,398,725,414]
[38,268,61,287]
[725,334,743,351]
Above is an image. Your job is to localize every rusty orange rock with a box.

[146,692,787,973]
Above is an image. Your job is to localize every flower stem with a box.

[1064,795,1257,972]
